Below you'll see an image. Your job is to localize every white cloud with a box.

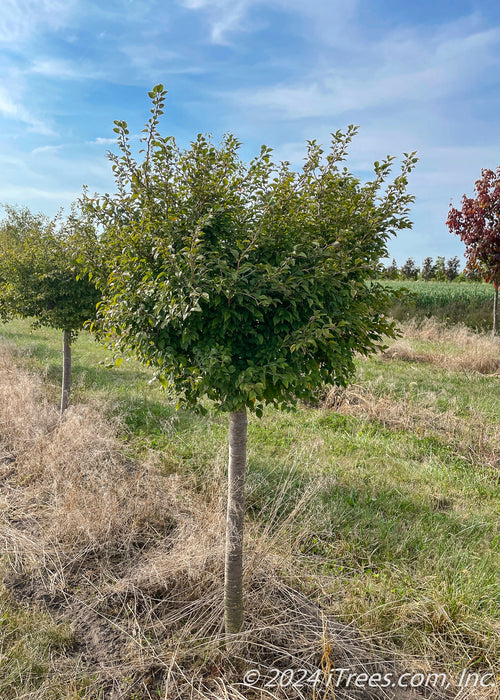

[0,90,19,119]
[31,145,63,155]
[231,24,500,119]
[210,3,250,44]
[271,0,359,47]
[89,137,117,145]
[181,0,215,8]
[0,146,115,217]
[119,45,205,78]
[179,0,253,44]
[31,58,97,80]
[0,185,80,203]
[235,22,500,118]
[0,0,77,44]
[0,85,54,135]
[179,0,358,45]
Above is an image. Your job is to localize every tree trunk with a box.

[61,330,72,415]
[493,285,499,337]
[224,407,247,637]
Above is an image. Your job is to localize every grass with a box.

[0,589,77,700]
[383,280,495,331]
[0,317,499,698]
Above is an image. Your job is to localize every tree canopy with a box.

[448,167,500,334]
[0,205,101,412]
[0,205,99,334]
[79,85,417,416]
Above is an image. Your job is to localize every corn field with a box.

[383,280,494,330]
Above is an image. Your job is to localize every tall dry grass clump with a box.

[385,318,500,375]
[0,347,174,568]
[0,344,59,455]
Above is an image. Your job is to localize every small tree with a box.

[447,167,500,335]
[421,257,435,281]
[384,258,400,279]
[0,206,44,321]
[445,256,461,281]
[0,206,100,413]
[79,85,417,636]
[401,257,419,280]
[434,255,446,281]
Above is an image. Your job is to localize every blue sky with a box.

[1,0,500,265]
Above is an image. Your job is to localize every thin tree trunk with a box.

[493,285,499,337]
[61,330,72,415]
[224,407,247,637]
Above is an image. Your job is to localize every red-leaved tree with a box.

[447,167,500,336]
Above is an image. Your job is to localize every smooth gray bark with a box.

[224,407,247,636]
[61,330,72,415]
[493,285,498,337]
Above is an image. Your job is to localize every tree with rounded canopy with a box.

[447,167,500,336]
[0,205,101,413]
[421,256,435,281]
[401,257,419,280]
[445,256,461,282]
[78,85,417,636]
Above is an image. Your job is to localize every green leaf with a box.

[74,86,416,414]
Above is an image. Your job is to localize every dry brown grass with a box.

[319,318,500,471]
[384,319,500,375]
[0,351,174,569]
[1,347,459,700]
[322,382,500,471]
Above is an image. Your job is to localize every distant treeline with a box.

[380,256,483,282]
